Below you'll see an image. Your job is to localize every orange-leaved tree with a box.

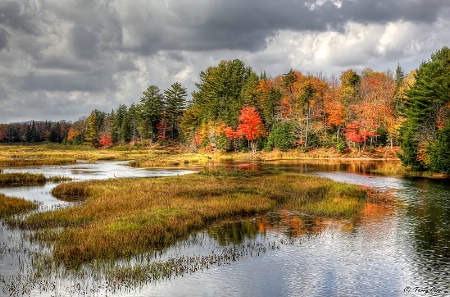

[237,106,265,153]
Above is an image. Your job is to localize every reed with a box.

[15,171,367,267]
[0,158,77,167]
[0,193,38,217]
[0,173,71,186]
[0,172,46,186]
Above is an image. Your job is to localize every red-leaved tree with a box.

[236,106,264,153]
[99,133,113,148]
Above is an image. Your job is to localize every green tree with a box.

[265,123,293,151]
[428,121,450,174]
[140,85,165,141]
[261,86,282,129]
[113,104,127,143]
[398,46,450,171]
[85,109,105,146]
[190,59,257,125]
[164,82,187,140]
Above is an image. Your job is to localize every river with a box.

[0,160,449,296]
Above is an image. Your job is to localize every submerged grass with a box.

[0,193,38,217]
[14,170,367,267]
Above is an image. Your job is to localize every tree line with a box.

[1,47,449,173]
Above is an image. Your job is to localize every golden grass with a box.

[0,172,71,186]
[0,172,46,186]
[0,193,38,217]
[15,171,367,267]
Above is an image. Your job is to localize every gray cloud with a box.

[0,27,8,50]
[0,0,39,34]
[0,0,449,123]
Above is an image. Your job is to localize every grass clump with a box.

[0,173,71,186]
[15,171,367,267]
[0,194,38,217]
[0,172,47,186]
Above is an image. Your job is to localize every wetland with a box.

[0,157,449,296]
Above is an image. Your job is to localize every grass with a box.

[0,193,38,217]
[12,170,367,267]
[0,172,47,186]
[0,172,71,186]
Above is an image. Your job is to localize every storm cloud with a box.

[0,0,449,123]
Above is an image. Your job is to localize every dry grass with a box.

[0,172,47,186]
[0,194,38,217]
[14,171,367,267]
[0,172,71,186]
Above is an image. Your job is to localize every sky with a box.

[0,0,449,123]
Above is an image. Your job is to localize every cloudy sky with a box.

[0,0,449,123]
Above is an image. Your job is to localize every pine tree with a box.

[140,85,165,141]
[398,46,450,171]
[164,82,187,140]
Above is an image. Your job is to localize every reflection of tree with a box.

[208,221,259,246]
[409,179,450,283]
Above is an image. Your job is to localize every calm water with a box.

[0,160,449,296]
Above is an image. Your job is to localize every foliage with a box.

[428,121,450,173]
[99,134,113,148]
[2,48,450,173]
[399,46,450,172]
[266,123,294,151]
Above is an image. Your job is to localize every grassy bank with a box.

[0,143,151,166]
[12,171,366,267]
[0,172,71,186]
[0,194,38,217]
[0,143,400,169]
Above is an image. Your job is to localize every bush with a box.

[266,123,294,151]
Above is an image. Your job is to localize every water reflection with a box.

[0,160,449,296]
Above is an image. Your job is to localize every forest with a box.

[1,47,449,174]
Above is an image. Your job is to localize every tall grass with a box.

[14,171,367,267]
[0,173,71,186]
[0,172,46,186]
[0,194,38,217]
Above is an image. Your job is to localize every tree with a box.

[190,59,257,125]
[113,104,127,143]
[428,121,450,174]
[164,82,187,140]
[265,123,293,151]
[236,106,264,153]
[398,46,450,171]
[141,85,165,141]
[99,134,113,148]
[85,110,105,146]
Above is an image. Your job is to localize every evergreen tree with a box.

[140,85,165,141]
[398,46,450,171]
[262,87,282,129]
[85,110,105,146]
[428,120,450,174]
[113,104,127,143]
[164,82,187,140]
[190,59,256,125]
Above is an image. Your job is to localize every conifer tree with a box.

[398,46,450,171]
[164,82,187,140]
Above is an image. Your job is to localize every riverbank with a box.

[2,143,447,178]
[0,143,400,166]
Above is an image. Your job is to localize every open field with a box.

[9,170,367,267]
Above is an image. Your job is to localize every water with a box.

[1,160,449,296]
